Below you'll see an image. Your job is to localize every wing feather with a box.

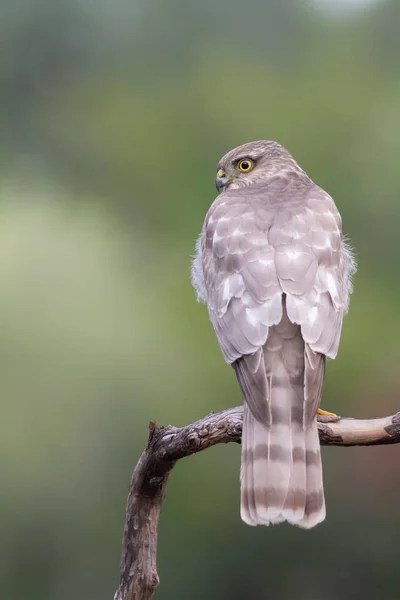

[197,179,355,425]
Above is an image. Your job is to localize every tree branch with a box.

[113,408,400,600]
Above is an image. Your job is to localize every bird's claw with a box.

[317,408,341,423]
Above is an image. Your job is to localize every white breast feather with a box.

[191,235,208,303]
[342,237,357,313]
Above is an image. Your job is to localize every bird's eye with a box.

[237,159,254,173]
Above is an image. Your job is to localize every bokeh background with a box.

[1,0,400,598]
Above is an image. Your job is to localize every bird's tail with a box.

[239,338,325,529]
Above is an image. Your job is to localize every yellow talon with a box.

[317,408,337,417]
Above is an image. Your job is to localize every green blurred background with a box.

[1,0,400,598]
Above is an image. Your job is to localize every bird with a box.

[191,140,356,529]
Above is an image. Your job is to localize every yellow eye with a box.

[238,158,254,172]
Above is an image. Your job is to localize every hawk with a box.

[192,140,356,529]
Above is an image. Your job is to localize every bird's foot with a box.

[317,408,341,423]
[317,408,337,417]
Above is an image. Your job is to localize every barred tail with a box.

[240,361,325,529]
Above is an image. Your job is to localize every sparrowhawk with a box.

[192,140,356,528]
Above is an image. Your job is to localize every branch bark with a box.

[113,408,400,600]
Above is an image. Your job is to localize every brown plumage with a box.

[192,140,356,528]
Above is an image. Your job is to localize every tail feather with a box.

[261,366,293,521]
[241,405,325,528]
[240,405,257,524]
[300,424,326,528]
[281,420,306,523]
[239,317,326,529]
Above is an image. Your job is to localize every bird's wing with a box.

[276,187,350,426]
[202,190,282,424]
[202,181,350,427]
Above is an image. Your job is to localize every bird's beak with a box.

[216,169,228,193]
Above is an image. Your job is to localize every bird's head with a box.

[215,140,301,193]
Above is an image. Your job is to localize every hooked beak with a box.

[216,169,228,192]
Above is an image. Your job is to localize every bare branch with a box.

[113,408,400,600]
